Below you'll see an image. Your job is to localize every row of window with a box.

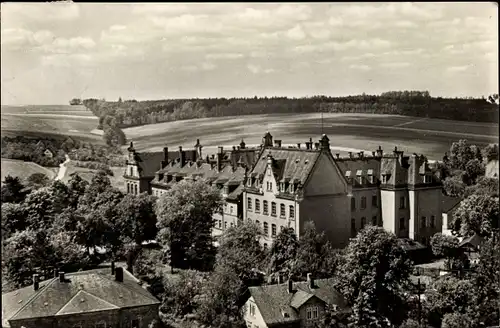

[126,183,138,195]
[247,198,295,218]
[351,195,378,211]
[252,219,294,237]
[351,216,379,236]
[216,220,235,230]
[306,306,319,320]
[399,215,436,230]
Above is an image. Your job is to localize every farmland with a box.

[123,113,499,160]
[1,158,57,182]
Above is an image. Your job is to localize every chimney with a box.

[314,142,320,150]
[307,273,314,289]
[179,146,185,167]
[115,267,123,282]
[59,272,65,283]
[287,279,293,293]
[348,152,353,159]
[274,140,282,148]
[372,151,376,157]
[335,153,340,159]
[297,143,301,149]
[358,151,364,159]
[216,147,223,172]
[376,145,383,157]
[163,147,169,164]
[111,261,115,275]
[33,274,39,291]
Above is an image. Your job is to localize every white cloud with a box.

[1,2,80,22]
[33,30,55,44]
[205,53,244,60]
[349,64,371,71]
[380,62,411,68]
[180,62,217,72]
[447,65,471,72]
[286,25,306,41]
[247,64,275,74]
[1,28,35,49]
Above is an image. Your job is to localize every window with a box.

[306,306,319,320]
[289,205,295,219]
[421,216,426,228]
[382,174,389,184]
[267,181,273,191]
[424,175,432,183]
[272,224,277,236]
[130,166,133,176]
[95,321,106,328]
[263,201,269,215]
[351,198,356,211]
[248,198,252,211]
[230,206,233,214]
[351,218,356,237]
[372,216,377,226]
[361,197,367,209]
[249,303,256,316]
[280,204,285,217]
[134,184,138,195]
[264,222,269,235]
[280,183,286,192]
[372,195,377,208]
[400,217,406,229]
[368,175,374,184]
[399,196,405,209]
[361,217,366,229]
[430,215,435,228]
[271,202,277,216]
[127,183,130,193]
[255,200,260,213]
[131,319,140,328]
[224,221,227,229]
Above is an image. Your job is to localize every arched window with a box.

[351,198,356,211]
[255,200,261,213]
[263,201,269,215]
[272,224,277,236]
[264,222,269,235]
[247,197,253,211]
[127,183,130,193]
[134,184,138,194]
[271,202,277,216]
[280,204,285,217]
[289,205,295,218]
[361,197,367,209]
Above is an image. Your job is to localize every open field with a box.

[123,113,499,161]
[1,158,57,182]
[59,163,126,191]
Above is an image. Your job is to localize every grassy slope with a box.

[1,159,57,181]
[60,163,125,191]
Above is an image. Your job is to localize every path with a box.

[55,154,71,181]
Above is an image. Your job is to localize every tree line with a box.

[82,91,499,130]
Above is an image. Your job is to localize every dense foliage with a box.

[82,92,499,130]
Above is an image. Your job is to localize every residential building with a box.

[486,159,499,179]
[243,133,351,248]
[123,131,450,248]
[2,266,160,328]
[242,274,348,328]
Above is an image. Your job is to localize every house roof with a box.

[335,157,381,186]
[459,233,484,249]
[2,267,159,325]
[248,278,347,326]
[133,151,165,178]
[249,148,320,187]
[441,195,462,213]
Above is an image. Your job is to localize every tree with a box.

[464,176,499,197]
[159,270,205,320]
[78,170,112,207]
[268,227,299,282]
[1,175,27,203]
[483,143,499,162]
[442,174,466,198]
[155,179,222,271]
[464,158,485,185]
[22,187,57,231]
[429,233,469,277]
[447,140,476,171]
[1,203,26,239]
[215,222,266,286]
[197,265,246,328]
[116,193,158,272]
[441,313,474,328]
[25,173,51,190]
[103,125,126,147]
[335,226,412,327]
[67,173,89,208]
[293,221,339,279]
[452,193,499,239]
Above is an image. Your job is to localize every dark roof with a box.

[398,238,427,251]
[335,157,381,186]
[249,148,320,187]
[2,268,159,325]
[441,195,462,213]
[134,151,165,177]
[459,233,484,249]
[248,278,347,326]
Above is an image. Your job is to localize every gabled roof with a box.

[459,233,484,249]
[441,195,462,213]
[2,268,159,325]
[250,149,320,187]
[133,151,165,178]
[247,278,347,326]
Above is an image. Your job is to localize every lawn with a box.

[1,159,57,182]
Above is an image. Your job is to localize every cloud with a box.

[286,25,306,41]
[447,65,471,72]
[380,62,411,68]
[205,53,244,60]
[349,64,371,71]
[1,2,80,22]
[247,64,275,74]
[180,62,217,72]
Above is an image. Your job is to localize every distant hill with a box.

[82,91,499,130]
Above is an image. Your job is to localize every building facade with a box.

[2,267,160,328]
[123,131,450,247]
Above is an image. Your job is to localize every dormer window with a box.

[280,183,286,192]
[382,174,390,184]
[345,171,352,183]
[424,174,432,183]
[290,184,294,193]
[356,170,363,184]
[367,169,374,184]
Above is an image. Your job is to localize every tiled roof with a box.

[133,151,165,178]
[335,157,381,186]
[248,278,347,326]
[441,195,462,213]
[249,148,320,187]
[3,268,159,324]
[459,233,484,249]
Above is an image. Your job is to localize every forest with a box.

[82,91,499,130]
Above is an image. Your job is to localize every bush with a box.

[72,161,114,176]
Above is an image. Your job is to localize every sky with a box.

[1,2,498,105]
